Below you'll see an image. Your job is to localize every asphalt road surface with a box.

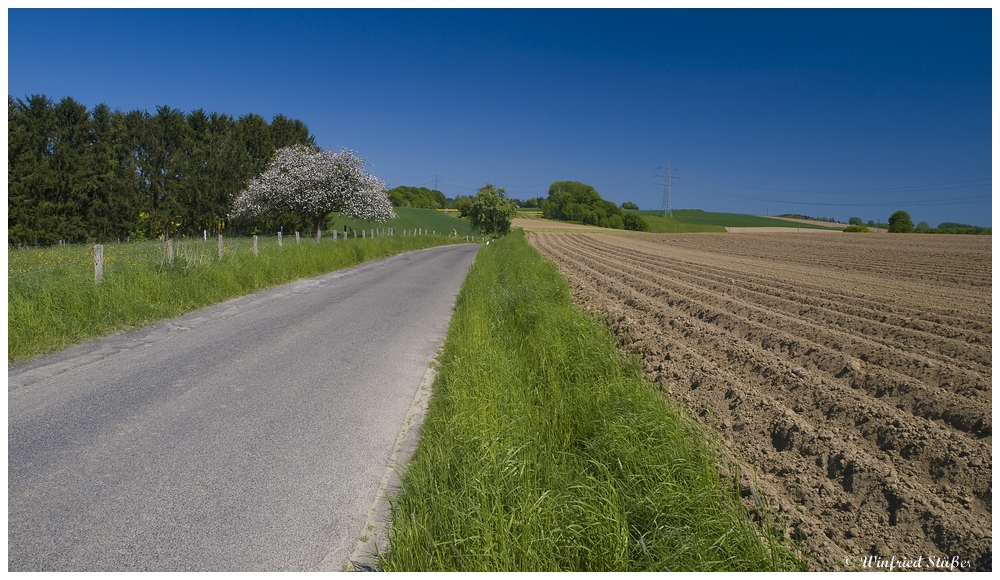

[8,243,480,571]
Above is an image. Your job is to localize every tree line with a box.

[541,181,648,231]
[886,210,990,234]
[8,94,315,246]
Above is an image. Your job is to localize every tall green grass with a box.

[8,233,465,363]
[379,230,804,571]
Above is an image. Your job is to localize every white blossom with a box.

[229,145,395,229]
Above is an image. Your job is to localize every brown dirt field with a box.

[528,231,991,571]
[726,226,846,234]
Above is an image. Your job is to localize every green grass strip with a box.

[8,234,463,363]
[379,230,805,571]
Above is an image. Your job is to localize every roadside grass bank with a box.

[8,234,464,364]
[331,207,477,238]
[378,230,805,571]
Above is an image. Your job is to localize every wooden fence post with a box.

[333,230,338,242]
[253,235,258,256]
[94,244,103,282]
[218,234,224,259]
[295,231,300,244]
[278,231,283,247]
[316,228,322,243]
[166,239,174,265]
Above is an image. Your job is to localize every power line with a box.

[688,176,991,195]
[720,193,990,207]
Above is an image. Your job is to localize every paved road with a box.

[8,243,480,571]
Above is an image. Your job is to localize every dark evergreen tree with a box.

[8,94,317,244]
[269,114,315,150]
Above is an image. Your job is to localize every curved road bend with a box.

[8,243,481,571]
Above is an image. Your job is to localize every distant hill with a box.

[628,209,840,232]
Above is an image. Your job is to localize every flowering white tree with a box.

[229,145,395,235]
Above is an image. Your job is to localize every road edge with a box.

[341,357,438,571]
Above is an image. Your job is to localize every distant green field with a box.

[630,210,839,231]
[330,207,477,237]
[626,212,725,233]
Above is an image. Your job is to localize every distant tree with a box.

[386,186,446,209]
[867,219,875,227]
[453,195,474,217]
[843,225,870,233]
[621,201,639,210]
[622,213,649,231]
[887,210,914,233]
[915,221,931,232]
[469,183,518,238]
[848,217,863,226]
[229,145,395,237]
[936,222,990,235]
[521,197,541,208]
[541,181,624,228]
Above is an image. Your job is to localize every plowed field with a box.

[529,231,991,571]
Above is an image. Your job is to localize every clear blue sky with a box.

[8,8,993,226]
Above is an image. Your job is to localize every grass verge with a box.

[378,230,805,571]
[8,234,464,363]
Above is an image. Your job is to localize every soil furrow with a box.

[590,234,992,336]
[528,231,992,572]
[599,233,992,321]
[570,235,992,360]
[556,234,990,412]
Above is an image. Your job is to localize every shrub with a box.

[622,213,650,232]
[843,225,870,233]
[887,210,913,233]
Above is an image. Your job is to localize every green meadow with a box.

[379,230,804,571]
[8,232,469,364]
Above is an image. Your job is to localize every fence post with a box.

[278,231,283,247]
[253,235,258,256]
[295,231,300,244]
[203,230,207,241]
[333,230,338,242]
[316,228,322,243]
[94,244,103,282]
[218,234,224,259]
[166,239,174,265]
[362,229,366,239]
